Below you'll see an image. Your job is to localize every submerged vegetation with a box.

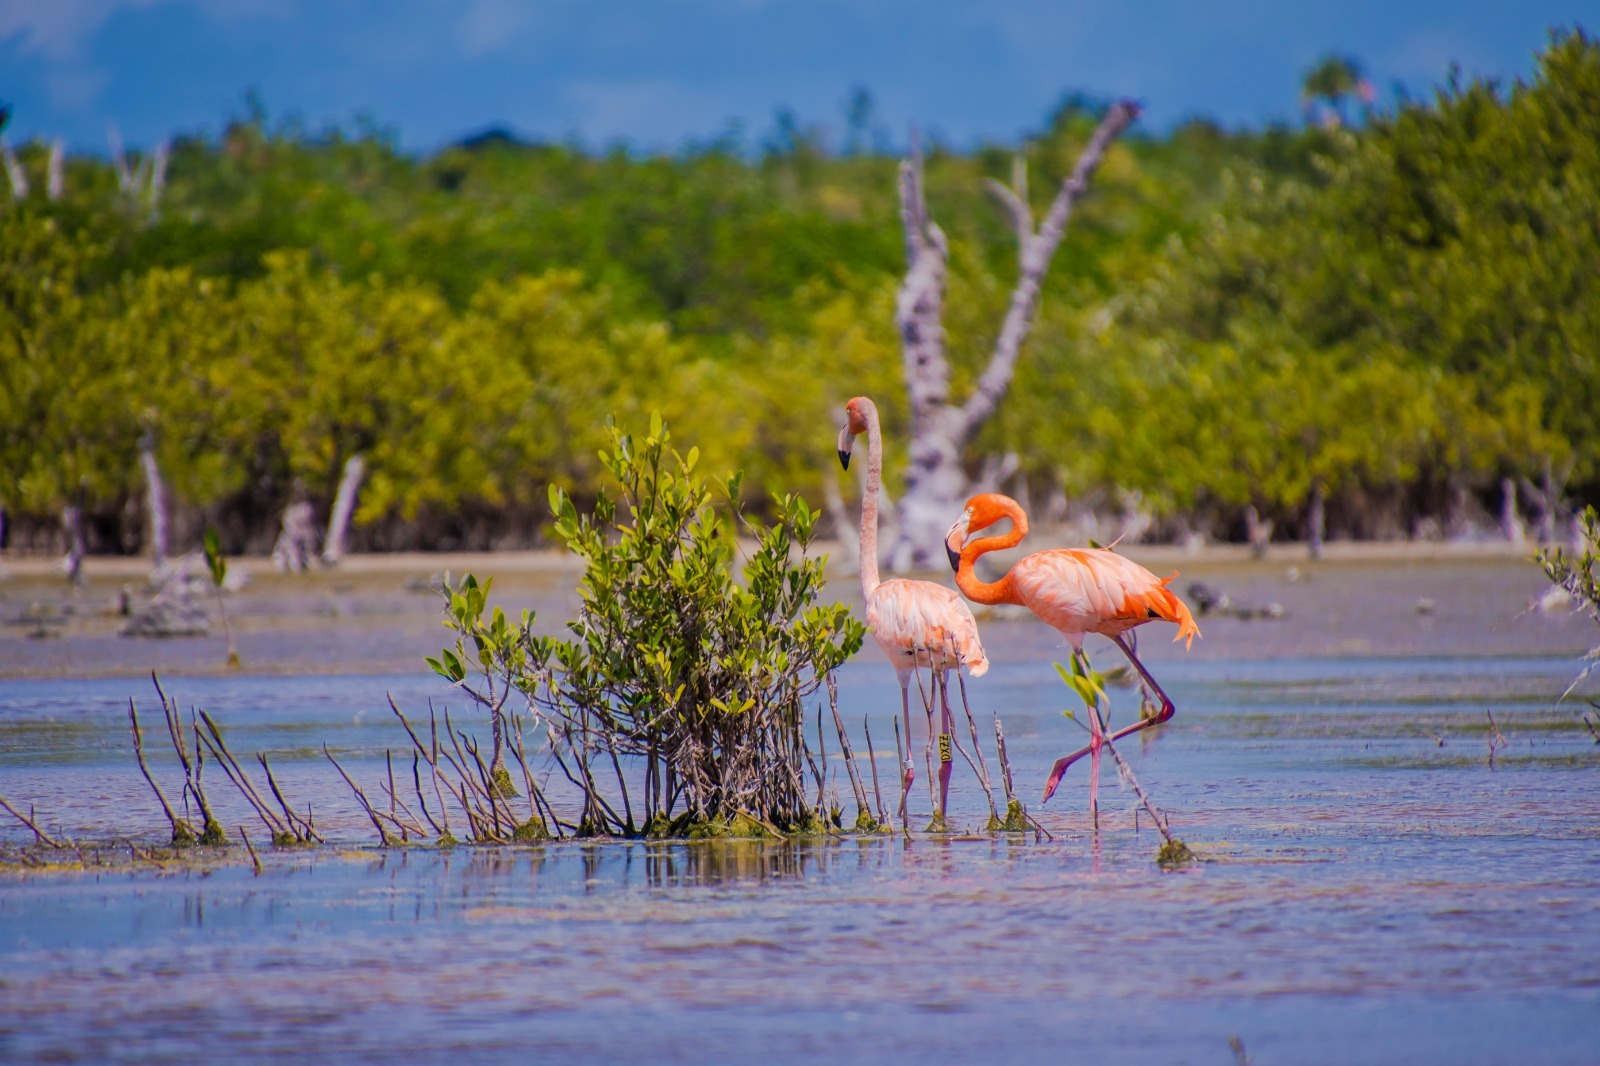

[0,31,1596,554]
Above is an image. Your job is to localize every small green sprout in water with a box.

[198,818,227,847]
[202,526,240,669]
[853,809,881,833]
[923,812,949,833]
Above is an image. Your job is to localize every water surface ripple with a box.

[1,559,1598,1063]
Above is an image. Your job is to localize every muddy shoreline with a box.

[1,543,1590,681]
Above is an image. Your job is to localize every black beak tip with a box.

[946,541,961,572]
[837,449,850,471]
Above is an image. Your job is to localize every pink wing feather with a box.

[1008,550,1199,649]
[866,578,989,676]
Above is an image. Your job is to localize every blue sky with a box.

[0,1,1589,154]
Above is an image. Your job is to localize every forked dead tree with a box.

[887,100,1139,570]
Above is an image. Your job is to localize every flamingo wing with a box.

[867,579,990,676]
[1010,550,1200,648]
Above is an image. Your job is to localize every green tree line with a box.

[1,30,1595,553]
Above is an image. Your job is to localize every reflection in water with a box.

[1,559,1599,1062]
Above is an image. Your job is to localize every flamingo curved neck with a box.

[857,402,884,601]
[954,504,1029,606]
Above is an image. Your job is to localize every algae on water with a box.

[1156,838,1196,867]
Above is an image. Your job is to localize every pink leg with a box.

[1042,634,1178,803]
[898,676,915,823]
[1087,692,1103,832]
[937,671,954,818]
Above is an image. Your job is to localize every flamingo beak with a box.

[945,514,970,572]
[837,424,853,471]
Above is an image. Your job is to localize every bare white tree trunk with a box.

[108,126,135,196]
[138,436,169,571]
[61,505,85,586]
[1520,456,1572,545]
[273,501,318,573]
[1245,505,1273,558]
[321,455,366,565]
[1,140,28,200]
[1500,477,1525,545]
[1306,483,1326,560]
[150,142,169,206]
[886,101,1139,570]
[46,139,63,201]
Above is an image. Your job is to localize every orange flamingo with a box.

[944,493,1199,804]
[838,397,988,824]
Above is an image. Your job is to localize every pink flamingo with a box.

[944,493,1199,805]
[838,397,988,824]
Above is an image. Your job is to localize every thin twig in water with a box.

[258,754,322,843]
[127,698,184,840]
[1097,714,1182,852]
[239,825,263,875]
[0,793,63,848]
[1486,710,1509,769]
[826,675,871,821]
[948,643,999,823]
[993,715,1016,803]
[195,711,288,839]
[863,714,887,829]
[323,744,395,845]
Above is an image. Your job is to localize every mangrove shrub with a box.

[430,415,866,836]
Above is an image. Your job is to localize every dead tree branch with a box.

[888,100,1139,568]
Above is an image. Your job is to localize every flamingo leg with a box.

[1087,682,1103,834]
[1042,634,1178,803]
[937,670,955,819]
[898,675,915,825]
[922,676,938,816]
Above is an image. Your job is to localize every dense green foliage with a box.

[1,31,1595,552]
[430,417,866,834]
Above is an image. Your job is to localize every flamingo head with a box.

[837,396,872,470]
[946,493,1024,571]
[945,509,971,571]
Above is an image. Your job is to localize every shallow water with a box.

[1,557,1598,1063]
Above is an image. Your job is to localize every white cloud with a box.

[0,0,166,60]
[563,78,732,145]
[458,0,536,58]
